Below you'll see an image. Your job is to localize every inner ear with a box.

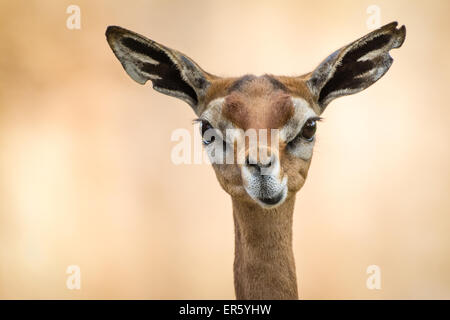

[106,26,215,112]
[318,34,391,105]
[307,22,406,111]
[120,36,199,104]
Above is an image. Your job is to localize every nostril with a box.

[245,157,261,172]
[245,158,273,174]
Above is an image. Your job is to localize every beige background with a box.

[0,0,449,299]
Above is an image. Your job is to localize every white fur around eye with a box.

[287,137,315,160]
[200,98,238,164]
[282,97,317,160]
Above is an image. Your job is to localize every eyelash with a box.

[308,116,323,123]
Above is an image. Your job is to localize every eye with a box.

[300,118,317,141]
[200,120,216,145]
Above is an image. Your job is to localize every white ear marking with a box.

[307,22,406,111]
[106,25,213,113]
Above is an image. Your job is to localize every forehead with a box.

[223,75,294,130]
[201,74,317,130]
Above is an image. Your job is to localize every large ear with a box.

[106,26,215,114]
[306,22,406,112]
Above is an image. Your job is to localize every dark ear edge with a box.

[307,22,406,112]
[105,26,213,110]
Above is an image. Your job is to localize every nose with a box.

[245,157,272,173]
[244,149,277,175]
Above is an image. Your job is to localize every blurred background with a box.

[0,0,449,299]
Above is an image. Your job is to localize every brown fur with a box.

[106,22,406,300]
[233,196,298,299]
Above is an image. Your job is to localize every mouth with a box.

[241,164,288,209]
[258,191,284,206]
[255,185,287,209]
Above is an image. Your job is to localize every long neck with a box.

[232,196,298,299]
